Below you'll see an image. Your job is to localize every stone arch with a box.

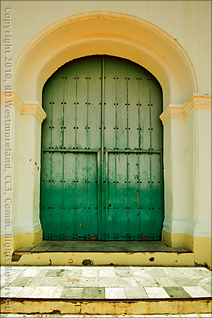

[13,11,197,108]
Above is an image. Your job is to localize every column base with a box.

[0,230,43,265]
[162,230,211,268]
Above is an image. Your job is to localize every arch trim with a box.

[13,11,198,107]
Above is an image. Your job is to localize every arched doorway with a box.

[40,55,163,241]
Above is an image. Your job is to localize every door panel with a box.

[41,152,98,240]
[105,152,163,240]
[63,152,76,239]
[51,76,64,149]
[41,55,163,241]
[74,153,98,239]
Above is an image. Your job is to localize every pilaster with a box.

[160,94,211,248]
[1,91,46,259]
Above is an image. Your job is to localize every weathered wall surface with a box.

[1,1,211,94]
[1,1,211,267]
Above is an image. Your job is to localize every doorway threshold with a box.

[16,240,189,253]
[11,241,195,266]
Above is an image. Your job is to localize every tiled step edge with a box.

[1,297,211,315]
[11,251,195,266]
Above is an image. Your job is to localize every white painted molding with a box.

[17,218,42,233]
[193,222,212,238]
[1,219,42,236]
[160,94,212,125]
[1,91,46,123]
[0,225,14,237]
[0,221,20,237]
[163,219,195,237]
[163,219,211,238]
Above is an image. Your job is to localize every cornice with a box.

[160,104,184,125]
[2,92,210,126]
[184,94,211,117]
[1,91,46,123]
[22,102,46,123]
[1,91,23,113]
[160,95,212,125]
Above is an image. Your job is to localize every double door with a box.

[40,55,163,240]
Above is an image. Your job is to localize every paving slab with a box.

[164,287,192,298]
[61,287,83,298]
[144,286,170,298]
[1,265,211,300]
[1,265,211,315]
[17,240,189,252]
[82,287,105,299]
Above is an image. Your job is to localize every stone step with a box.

[1,297,211,315]
[12,241,195,266]
[1,265,211,315]
[12,251,195,266]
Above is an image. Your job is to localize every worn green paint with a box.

[41,55,163,241]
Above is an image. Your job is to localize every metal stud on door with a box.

[41,55,163,241]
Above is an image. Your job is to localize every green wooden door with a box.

[41,55,163,241]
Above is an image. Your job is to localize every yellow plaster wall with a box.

[0,230,43,265]
[162,230,211,268]
[13,231,43,251]
[193,237,212,268]
[1,230,210,268]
